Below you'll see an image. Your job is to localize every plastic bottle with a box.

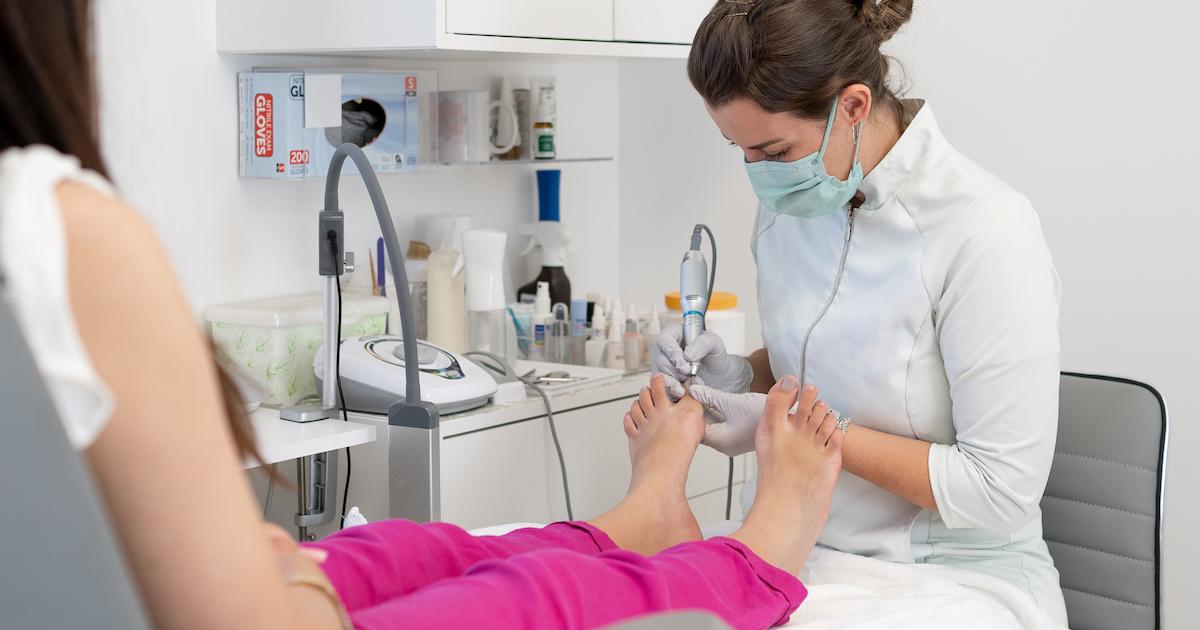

[569,297,588,366]
[531,281,551,360]
[517,170,571,306]
[463,230,510,363]
[585,306,608,367]
[404,240,430,339]
[623,318,642,372]
[533,86,556,160]
[546,302,571,364]
[513,77,532,160]
[643,304,662,368]
[426,244,466,353]
[604,302,626,370]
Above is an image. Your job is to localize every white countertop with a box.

[243,409,377,469]
[244,369,653,459]
[435,370,650,437]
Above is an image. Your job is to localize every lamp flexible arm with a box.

[324,143,421,403]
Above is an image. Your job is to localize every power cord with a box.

[464,351,574,521]
[263,464,276,519]
[694,225,737,520]
[524,380,574,521]
[726,457,735,520]
[329,231,352,530]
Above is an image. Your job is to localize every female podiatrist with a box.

[653,0,1067,623]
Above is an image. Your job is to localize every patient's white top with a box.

[0,146,116,450]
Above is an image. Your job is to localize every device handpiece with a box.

[679,249,709,378]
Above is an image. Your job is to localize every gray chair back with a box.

[1043,373,1167,630]
[0,297,149,628]
[602,611,733,630]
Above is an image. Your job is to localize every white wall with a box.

[94,0,621,318]
[617,1,1198,626]
[617,60,762,346]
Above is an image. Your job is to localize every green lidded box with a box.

[206,293,389,406]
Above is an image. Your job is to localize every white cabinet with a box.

[216,0,703,58]
[447,0,614,41]
[614,0,713,45]
[440,397,751,530]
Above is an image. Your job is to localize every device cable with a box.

[329,232,353,529]
[692,225,736,520]
[525,380,574,521]
[263,464,276,519]
[464,350,575,521]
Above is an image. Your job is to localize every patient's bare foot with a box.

[731,378,842,575]
[589,374,704,555]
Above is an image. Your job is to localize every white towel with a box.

[783,546,1065,629]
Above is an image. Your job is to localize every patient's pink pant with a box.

[306,519,806,630]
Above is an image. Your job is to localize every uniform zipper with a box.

[798,208,857,388]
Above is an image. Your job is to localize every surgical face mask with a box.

[743,100,863,219]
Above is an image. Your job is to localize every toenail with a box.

[803,384,816,393]
[781,376,799,391]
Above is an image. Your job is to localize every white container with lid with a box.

[206,292,390,406]
[662,291,746,357]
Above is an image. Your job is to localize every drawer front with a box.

[447,0,615,41]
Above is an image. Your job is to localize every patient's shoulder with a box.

[55,181,194,339]
[56,180,158,250]
[55,181,178,287]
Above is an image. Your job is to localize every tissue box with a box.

[239,71,423,179]
[207,293,389,405]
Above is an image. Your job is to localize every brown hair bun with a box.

[855,0,914,43]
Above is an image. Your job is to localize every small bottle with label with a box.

[531,281,551,360]
[533,87,556,160]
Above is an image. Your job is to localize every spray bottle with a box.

[518,170,571,306]
[463,229,510,363]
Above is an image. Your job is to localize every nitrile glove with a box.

[651,321,753,400]
[690,385,766,457]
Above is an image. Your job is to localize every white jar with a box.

[662,291,746,356]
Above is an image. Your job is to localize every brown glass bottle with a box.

[518,266,571,307]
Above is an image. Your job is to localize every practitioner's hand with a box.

[651,322,753,400]
[689,385,767,457]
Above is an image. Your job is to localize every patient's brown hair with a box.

[0,0,266,467]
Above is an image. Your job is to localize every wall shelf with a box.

[437,157,614,167]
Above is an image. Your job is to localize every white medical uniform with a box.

[0,146,116,450]
[744,100,1068,624]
